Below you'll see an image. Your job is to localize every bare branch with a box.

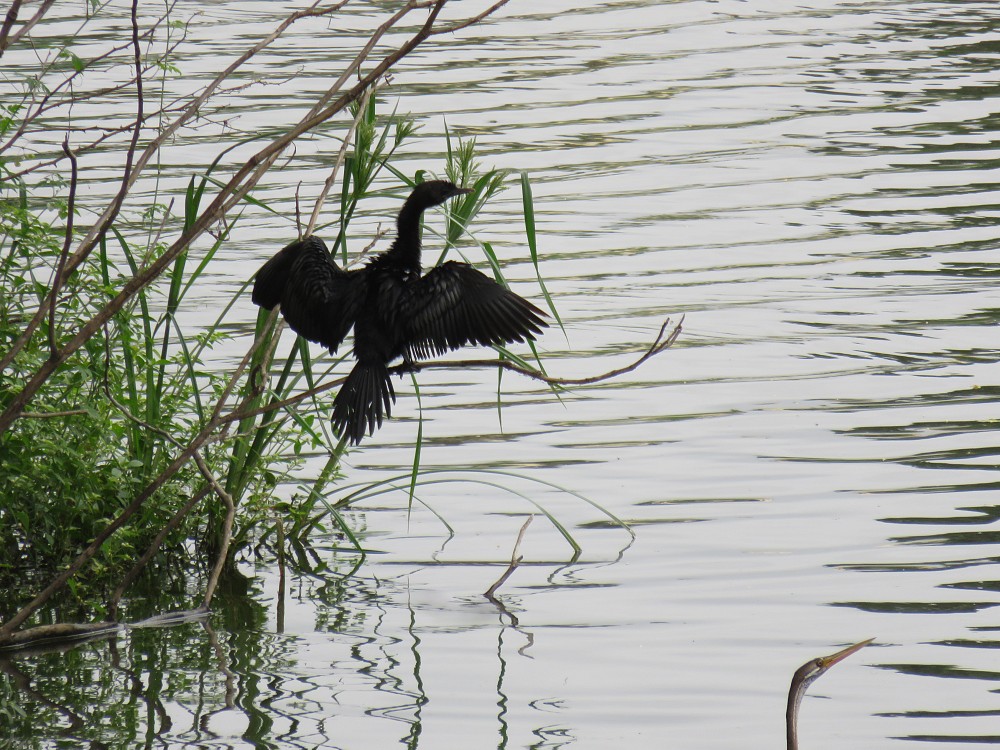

[437,0,511,35]
[0,0,23,58]
[0,0,55,57]
[305,86,374,237]
[104,0,146,253]
[303,1,430,121]
[228,318,682,426]
[19,409,89,419]
[193,451,235,610]
[0,12,175,159]
[6,99,188,181]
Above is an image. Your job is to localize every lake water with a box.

[3,1,1000,747]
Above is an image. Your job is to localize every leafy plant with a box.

[0,2,677,647]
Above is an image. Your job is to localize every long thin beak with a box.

[453,187,473,196]
[819,638,874,670]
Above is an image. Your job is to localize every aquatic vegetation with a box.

[0,1,675,647]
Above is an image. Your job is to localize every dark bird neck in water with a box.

[785,639,872,750]
[251,179,548,445]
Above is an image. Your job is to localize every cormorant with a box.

[252,180,548,444]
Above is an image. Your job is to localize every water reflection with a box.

[0,571,553,749]
[1,599,879,749]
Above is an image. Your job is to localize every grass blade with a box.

[520,171,566,339]
[408,372,424,519]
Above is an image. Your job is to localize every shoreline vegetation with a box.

[0,1,677,650]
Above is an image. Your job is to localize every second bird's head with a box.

[407,179,472,210]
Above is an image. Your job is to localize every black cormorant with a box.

[252,180,548,444]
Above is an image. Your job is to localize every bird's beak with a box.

[819,638,874,669]
[453,187,473,197]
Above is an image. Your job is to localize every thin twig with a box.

[437,0,511,34]
[0,10,176,159]
[305,85,375,238]
[302,1,424,121]
[193,451,235,610]
[48,137,77,357]
[294,182,303,239]
[346,225,389,268]
[20,409,89,419]
[6,99,187,181]
[114,0,145,242]
[232,318,683,424]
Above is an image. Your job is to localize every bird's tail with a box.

[332,362,395,445]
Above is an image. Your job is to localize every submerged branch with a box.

[193,451,235,610]
[484,514,533,600]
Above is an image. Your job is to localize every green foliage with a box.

[332,95,417,263]
[0,55,561,613]
[0,86,424,591]
[0,168,202,589]
[0,0,607,652]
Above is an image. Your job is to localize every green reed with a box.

[1,77,616,625]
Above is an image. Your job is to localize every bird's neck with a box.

[786,684,803,750]
[388,198,428,272]
[786,709,797,750]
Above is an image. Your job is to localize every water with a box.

[3,0,1000,747]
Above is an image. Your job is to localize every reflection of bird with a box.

[252,180,548,444]
[786,638,873,750]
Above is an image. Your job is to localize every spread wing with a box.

[401,261,548,360]
[252,236,362,353]
[251,238,299,310]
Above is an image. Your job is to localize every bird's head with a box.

[786,638,873,749]
[407,179,472,210]
[792,637,873,693]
